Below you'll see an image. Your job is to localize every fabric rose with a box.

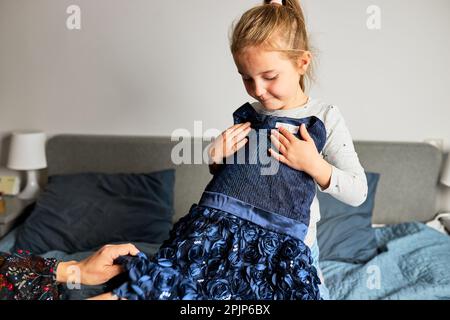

[179,278,200,300]
[206,279,232,300]
[206,258,227,278]
[255,282,274,300]
[230,272,252,298]
[189,216,209,237]
[188,262,206,280]
[151,267,180,299]
[241,225,259,243]
[188,242,208,264]
[258,232,280,256]
[210,240,228,259]
[280,239,303,260]
[205,224,222,241]
[227,250,242,269]
[245,263,267,284]
[242,244,261,264]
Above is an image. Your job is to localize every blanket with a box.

[320,222,450,300]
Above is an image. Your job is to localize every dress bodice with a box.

[203,103,327,229]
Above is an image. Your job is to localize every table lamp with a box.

[7,131,47,200]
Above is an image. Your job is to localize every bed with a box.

[0,135,449,300]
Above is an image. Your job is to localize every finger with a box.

[232,138,248,152]
[268,148,290,165]
[271,129,290,149]
[109,244,140,260]
[232,126,252,142]
[223,125,243,146]
[226,126,250,150]
[228,122,251,135]
[300,124,312,142]
[270,134,287,155]
[277,126,297,143]
[116,243,140,256]
[229,123,251,138]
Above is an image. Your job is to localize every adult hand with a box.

[56,243,140,286]
[208,122,252,164]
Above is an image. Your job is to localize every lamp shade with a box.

[7,131,47,170]
[441,155,450,187]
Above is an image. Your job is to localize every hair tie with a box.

[270,0,283,5]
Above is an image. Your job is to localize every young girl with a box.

[0,0,367,301]
[218,0,369,299]
[108,0,367,300]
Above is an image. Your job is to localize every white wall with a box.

[1,0,449,210]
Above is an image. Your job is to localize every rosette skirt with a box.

[113,204,321,300]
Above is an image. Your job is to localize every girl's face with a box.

[233,46,310,111]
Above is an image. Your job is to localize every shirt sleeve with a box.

[318,105,368,207]
[0,250,61,300]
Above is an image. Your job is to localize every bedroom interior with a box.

[1,0,450,301]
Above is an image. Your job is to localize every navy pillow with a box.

[14,169,175,254]
[317,172,380,264]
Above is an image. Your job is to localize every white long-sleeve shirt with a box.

[251,97,368,247]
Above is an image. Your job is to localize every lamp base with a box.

[18,170,42,200]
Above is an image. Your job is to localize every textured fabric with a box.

[251,98,368,247]
[320,222,450,300]
[0,250,60,300]
[113,204,321,300]
[317,172,380,264]
[205,102,327,232]
[199,191,309,241]
[14,170,175,254]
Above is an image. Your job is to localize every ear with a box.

[297,51,312,75]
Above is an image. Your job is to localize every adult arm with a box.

[55,243,139,286]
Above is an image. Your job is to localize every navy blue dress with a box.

[113,103,327,300]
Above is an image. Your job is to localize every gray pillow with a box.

[14,169,175,254]
[317,172,380,264]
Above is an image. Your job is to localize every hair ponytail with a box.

[263,0,303,18]
[231,0,314,92]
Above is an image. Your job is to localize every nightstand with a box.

[0,196,34,239]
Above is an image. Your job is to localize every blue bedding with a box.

[320,222,450,300]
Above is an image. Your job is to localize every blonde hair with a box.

[230,0,314,92]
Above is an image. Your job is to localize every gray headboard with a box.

[46,135,443,225]
[353,141,442,224]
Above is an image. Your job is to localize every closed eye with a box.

[242,76,278,81]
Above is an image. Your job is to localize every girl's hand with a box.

[269,124,321,174]
[208,122,252,164]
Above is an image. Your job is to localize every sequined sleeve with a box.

[0,250,61,300]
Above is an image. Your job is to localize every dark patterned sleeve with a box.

[0,250,61,300]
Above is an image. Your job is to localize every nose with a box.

[253,80,267,98]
